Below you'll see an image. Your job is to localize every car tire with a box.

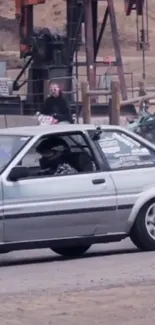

[130,199,155,251]
[51,245,91,257]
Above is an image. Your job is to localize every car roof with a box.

[0,124,155,151]
[0,124,124,137]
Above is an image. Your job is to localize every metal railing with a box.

[81,80,155,125]
[0,75,81,123]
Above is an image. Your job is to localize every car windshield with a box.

[0,135,30,173]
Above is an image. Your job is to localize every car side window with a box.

[19,144,41,168]
[18,132,98,178]
[97,130,155,170]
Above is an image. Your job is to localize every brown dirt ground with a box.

[0,283,155,325]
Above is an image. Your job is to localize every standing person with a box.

[41,82,73,123]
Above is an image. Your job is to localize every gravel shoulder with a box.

[0,283,155,325]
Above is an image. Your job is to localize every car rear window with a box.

[97,130,155,170]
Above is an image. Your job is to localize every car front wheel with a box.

[130,199,155,251]
[51,245,91,257]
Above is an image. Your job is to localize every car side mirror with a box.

[8,166,29,182]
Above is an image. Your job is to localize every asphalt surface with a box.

[0,238,154,294]
[0,239,155,324]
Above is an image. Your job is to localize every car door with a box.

[2,132,117,243]
[0,179,4,243]
[96,129,155,233]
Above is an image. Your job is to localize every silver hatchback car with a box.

[0,123,155,257]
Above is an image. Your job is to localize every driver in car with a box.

[36,136,78,176]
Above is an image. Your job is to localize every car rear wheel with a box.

[130,200,155,251]
[51,245,91,257]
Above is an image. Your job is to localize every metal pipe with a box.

[141,9,146,79]
[145,0,149,44]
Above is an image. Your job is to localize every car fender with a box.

[126,187,155,233]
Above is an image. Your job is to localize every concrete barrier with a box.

[0,114,128,129]
[0,115,38,128]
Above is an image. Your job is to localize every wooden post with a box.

[110,80,120,125]
[138,80,149,111]
[138,81,146,97]
[81,81,91,124]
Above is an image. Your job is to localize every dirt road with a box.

[0,239,155,324]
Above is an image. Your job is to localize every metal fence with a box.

[72,71,135,103]
[2,69,155,121]
[5,68,150,102]
[0,74,79,117]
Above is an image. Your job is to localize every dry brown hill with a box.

[0,0,155,52]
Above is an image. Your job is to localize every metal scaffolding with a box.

[13,0,147,105]
[81,0,146,99]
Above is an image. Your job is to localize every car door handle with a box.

[92,179,106,185]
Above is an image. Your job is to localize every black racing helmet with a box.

[36,136,69,170]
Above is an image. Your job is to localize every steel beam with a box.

[124,0,144,16]
[124,0,135,15]
[92,0,98,58]
[108,0,127,99]
[83,0,128,99]
[84,0,96,90]
[95,6,109,59]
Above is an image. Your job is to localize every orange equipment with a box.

[15,0,45,57]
